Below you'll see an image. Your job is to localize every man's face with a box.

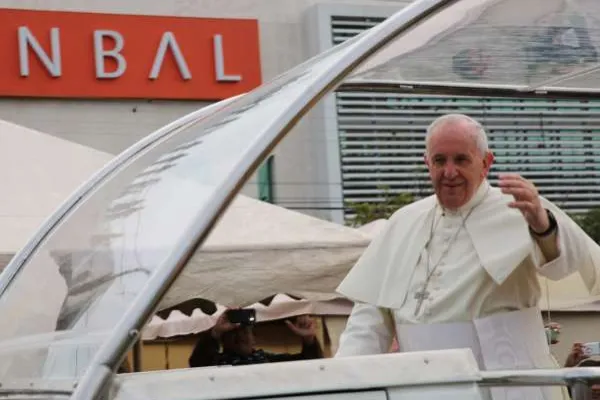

[425,122,494,210]
[222,326,255,356]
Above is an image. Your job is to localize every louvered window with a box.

[331,15,386,45]
[331,16,600,218]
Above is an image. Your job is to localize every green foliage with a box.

[573,208,600,244]
[346,188,414,227]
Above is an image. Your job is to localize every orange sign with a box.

[0,9,262,100]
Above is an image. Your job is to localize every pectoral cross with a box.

[413,287,430,316]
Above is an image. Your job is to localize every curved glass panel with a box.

[0,31,365,383]
[348,0,600,92]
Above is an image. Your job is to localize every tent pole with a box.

[132,340,142,372]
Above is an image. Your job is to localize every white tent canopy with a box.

[143,293,353,340]
[356,219,388,238]
[539,274,600,312]
[145,195,371,339]
[0,119,112,262]
[0,118,369,338]
[159,194,372,309]
[147,206,377,339]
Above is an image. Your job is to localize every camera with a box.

[225,309,256,326]
[583,342,600,357]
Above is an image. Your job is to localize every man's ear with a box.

[483,151,495,171]
[424,153,430,168]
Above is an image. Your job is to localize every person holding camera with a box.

[564,342,600,368]
[564,342,600,399]
[188,310,323,367]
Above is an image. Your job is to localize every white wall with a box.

[0,99,208,154]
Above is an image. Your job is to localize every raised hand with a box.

[498,173,550,234]
[211,310,241,339]
[564,342,588,367]
[285,315,316,343]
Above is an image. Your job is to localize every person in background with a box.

[189,311,323,367]
[565,342,594,368]
[564,342,600,399]
[546,322,562,345]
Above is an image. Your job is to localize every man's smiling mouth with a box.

[443,183,463,188]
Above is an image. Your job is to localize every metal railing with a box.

[481,367,600,400]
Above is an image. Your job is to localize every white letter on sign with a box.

[213,34,241,82]
[149,32,191,80]
[18,26,62,77]
[94,30,127,79]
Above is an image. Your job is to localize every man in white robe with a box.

[335,114,600,400]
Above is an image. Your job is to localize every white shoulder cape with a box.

[337,186,600,309]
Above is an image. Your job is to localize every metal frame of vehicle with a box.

[339,80,600,99]
[109,348,600,400]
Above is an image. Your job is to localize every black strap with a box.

[530,209,557,237]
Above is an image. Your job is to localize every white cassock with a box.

[336,180,600,400]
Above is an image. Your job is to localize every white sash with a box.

[397,318,485,368]
[395,308,564,400]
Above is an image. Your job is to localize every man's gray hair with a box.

[425,114,489,156]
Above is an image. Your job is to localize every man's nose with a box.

[443,163,458,178]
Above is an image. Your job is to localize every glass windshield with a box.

[0,33,363,383]
[6,0,576,387]
[347,0,600,93]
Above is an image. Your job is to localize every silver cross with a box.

[413,288,430,316]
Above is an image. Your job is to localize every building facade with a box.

[1,0,600,227]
